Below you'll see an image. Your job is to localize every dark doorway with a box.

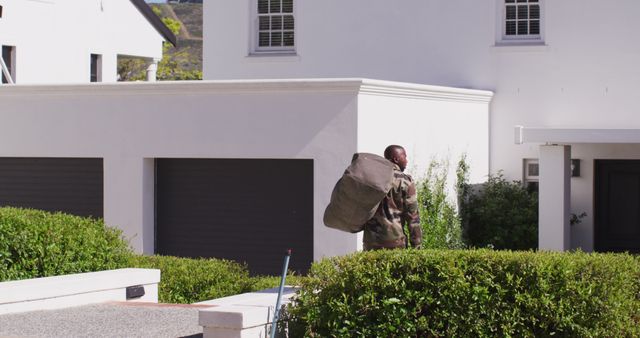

[155,159,314,275]
[90,54,101,82]
[2,45,14,84]
[594,160,640,253]
[0,158,104,218]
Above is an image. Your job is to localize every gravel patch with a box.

[0,303,207,338]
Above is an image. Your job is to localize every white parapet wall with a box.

[197,286,298,338]
[0,268,160,315]
[0,79,492,261]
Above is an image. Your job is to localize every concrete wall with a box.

[354,82,492,250]
[0,79,490,259]
[0,0,164,84]
[0,268,160,315]
[0,80,360,258]
[203,0,640,250]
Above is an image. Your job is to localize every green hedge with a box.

[287,249,640,337]
[0,207,132,281]
[129,255,253,303]
[128,255,308,303]
[462,173,538,250]
[0,207,305,304]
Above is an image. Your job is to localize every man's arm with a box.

[403,178,422,248]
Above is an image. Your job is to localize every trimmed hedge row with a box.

[0,207,131,281]
[129,254,252,303]
[0,207,305,304]
[129,255,309,303]
[287,249,640,337]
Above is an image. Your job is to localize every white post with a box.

[146,58,160,82]
[538,145,571,251]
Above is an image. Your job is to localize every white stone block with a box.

[199,305,271,330]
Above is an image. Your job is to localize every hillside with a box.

[152,3,202,73]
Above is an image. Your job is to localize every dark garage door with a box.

[0,158,103,218]
[595,160,640,253]
[156,159,313,275]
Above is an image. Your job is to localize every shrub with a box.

[461,173,538,250]
[129,255,254,303]
[246,273,310,292]
[0,207,132,282]
[287,249,640,337]
[416,158,464,249]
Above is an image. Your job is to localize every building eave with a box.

[515,126,640,144]
[129,0,178,47]
[0,78,495,103]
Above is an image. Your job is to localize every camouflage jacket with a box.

[363,164,422,250]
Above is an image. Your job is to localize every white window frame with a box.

[251,0,296,54]
[523,159,539,183]
[499,0,543,43]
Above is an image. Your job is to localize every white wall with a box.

[0,79,490,260]
[0,0,164,84]
[204,0,640,251]
[356,84,491,185]
[356,84,491,251]
[0,80,360,259]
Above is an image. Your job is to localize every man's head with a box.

[384,145,408,172]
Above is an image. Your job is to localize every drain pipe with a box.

[146,58,160,82]
[0,55,13,84]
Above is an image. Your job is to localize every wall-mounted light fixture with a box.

[571,159,581,177]
[0,5,4,18]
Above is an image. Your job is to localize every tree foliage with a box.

[117,5,202,81]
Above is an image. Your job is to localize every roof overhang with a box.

[129,0,177,47]
[515,126,640,144]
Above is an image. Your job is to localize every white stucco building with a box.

[2,0,639,274]
[0,0,175,84]
[0,80,491,274]
[202,0,640,253]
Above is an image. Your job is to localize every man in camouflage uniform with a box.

[363,145,422,250]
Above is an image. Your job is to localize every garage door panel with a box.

[156,159,313,275]
[0,158,103,219]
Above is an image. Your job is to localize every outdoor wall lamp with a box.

[571,159,580,177]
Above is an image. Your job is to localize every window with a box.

[1,45,15,84]
[523,159,539,193]
[255,0,294,52]
[523,158,581,193]
[503,0,541,40]
[90,54,102,82]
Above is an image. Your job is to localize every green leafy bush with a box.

[129,255,254,303]
[247,273,309,291]
[287,249,640,337]
[129,255,308,303]
[461,173,538,250]
[416,158,464,249]
[0,207,132,281]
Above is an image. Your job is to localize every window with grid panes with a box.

[257,0,294,51]
[504,0,541,39]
